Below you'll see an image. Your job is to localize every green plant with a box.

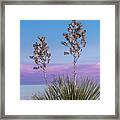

[30,36,51,84]
[61,20,87,81]
[32,76,100,100]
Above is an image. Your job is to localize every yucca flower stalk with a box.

[61,20,86,81]
[30,36,51,84]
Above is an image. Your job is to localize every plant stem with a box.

[44,68,47,84]
[73,57,76,82]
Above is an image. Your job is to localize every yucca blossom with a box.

[61,20,86,81]
[30,36,51,84]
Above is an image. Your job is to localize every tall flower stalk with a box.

[61,20,86,81]
[30,36,51,84]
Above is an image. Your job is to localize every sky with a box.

[20,20,100,65]
[20,20,100,85]
[20,64,100,85]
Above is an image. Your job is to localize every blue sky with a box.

[20,20,100,64]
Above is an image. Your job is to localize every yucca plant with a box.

[30,36,51,84]
[32,76,100,100]
[61,20,87,81]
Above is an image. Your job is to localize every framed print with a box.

[0,0,119,119]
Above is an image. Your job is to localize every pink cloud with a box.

[20,63,100,85]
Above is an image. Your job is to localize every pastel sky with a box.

[20,20,100,64]
[20,63,100,85]
[20,20,100,85]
